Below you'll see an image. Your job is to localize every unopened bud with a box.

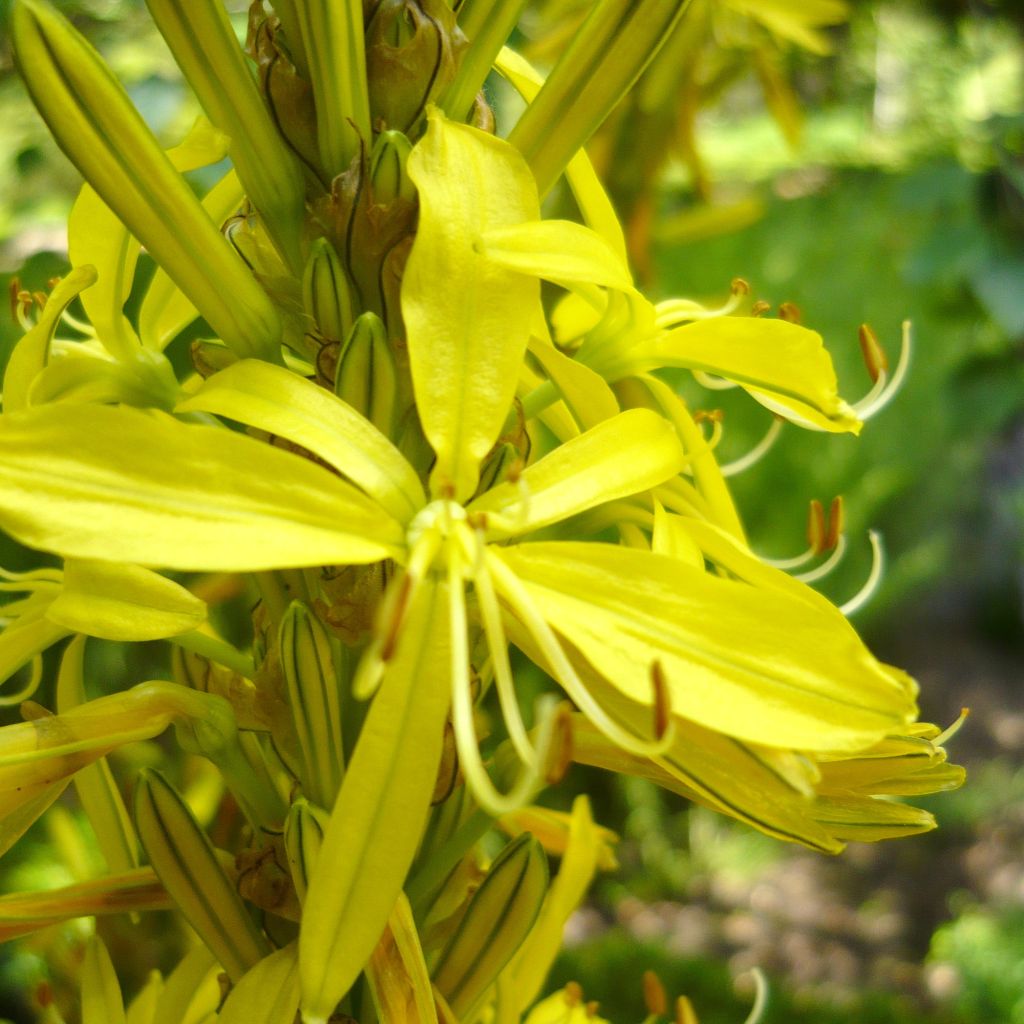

[369,130,416,205]
[284,797,329,905]
[190,340,239,379]
[858,323,888,382]
[303,237,356,342]
[475,442,521,497]
[334,312,398,436]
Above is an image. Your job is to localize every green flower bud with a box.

[334,312,398,438]
[369,130,417,205]
[302,237,356,342]
[284,797,329,905]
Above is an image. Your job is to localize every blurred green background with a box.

[0,1,1022,1021]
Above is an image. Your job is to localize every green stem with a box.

[520,378,559,420]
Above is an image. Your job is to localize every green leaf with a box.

[497,542,916,752]
[3,266,97,413]
[403,109,542,501]
[0,404,403,571]
[48,561,206,641]
[177,360,425,524]
[469,409,685,538]
[218,945,301,1024]
[300,577,451,1023]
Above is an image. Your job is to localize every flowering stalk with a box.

[0,1,959,1022]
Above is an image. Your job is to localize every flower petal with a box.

[403,109,542,501]
[470,409,685,538]
[0,404,402,571]
[498,542,915,751]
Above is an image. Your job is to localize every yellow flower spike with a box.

[300,577,452,1024]
[0,403,404,571]
[10,0,282,361]
[432,832,549,1019]
[134,768,272,984]
[292,0,371,179]
[82,935,126,1024]
[279,602,344,808]
[403,108,543,502]
[56,637,140,876]
[2,266,97,414]
[507,0,690,197]
[217,945,302,1024]
[143,0,307,272]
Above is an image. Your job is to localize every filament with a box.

[840,531,885,616]
[0,655,44,707]
[721,418,783,477]
[794,535,848,584]
[486,549,676,758]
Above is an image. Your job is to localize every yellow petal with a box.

[403,109,542,501]
[300,577,451,1023]
[499,542,915,752]
[650,317,861,434]
[526,337,620,432]
[366,894,438,1024]
[82,936,126,1024]
[177,360,425,524]
[48,560,206,641]
[469,409,685,538]
[0,404,402,571]
[217,945,301,1024]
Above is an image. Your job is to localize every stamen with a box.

[750,300,771,317]
[934,708,970,746]
[0,565,64,585]
[655,279,748,328]
[544,703,574,785]
[650,662,671,742]
[825,496,845,551]
[565,982,583,1007]
[778,301,801,324]
[839,530,884,616]
[693,410,724,452]
[858,324,887,382]
[8,278,21,322]
[486,550,677,758]
[853,321,912,421]
[14,289,35,332]
[795,534,847,583]
[461,525,538,768]
[760,500,826,571]
[741,969,769,1024]
[447,541,559,816]
[721,417,783,477]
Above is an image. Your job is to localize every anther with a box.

[32,291,47,310]
[858,324,887,382]
[8,278,21,321]
[778,301,801,323]
[585,1001,601,1017]
[675,995,698,1024]
[731,277,751,296]
[750,300,771,317]
[565,982,584,1006]
[651,662,671,741]
[380,574,412,662]
[806,499,826,555]
[643,970,668,1016]
[544,703,574,785]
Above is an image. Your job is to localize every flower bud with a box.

[334,312,398,437]
[369,130,416,205]
[302,237,356,342]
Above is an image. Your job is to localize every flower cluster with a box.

[0,2,960,1022]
